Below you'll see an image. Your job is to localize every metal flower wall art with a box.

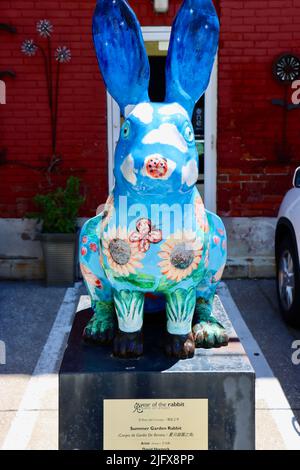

[79,0,228,359]
[21,20,71,174]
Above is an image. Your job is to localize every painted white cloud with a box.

[142,123,188,153]
[130,103,154,124]
[140,154,176,180]
[158,103,189,119]
[120,154,137,185]
[182,160,198,187]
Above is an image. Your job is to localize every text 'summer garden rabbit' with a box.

[79,0,228,359]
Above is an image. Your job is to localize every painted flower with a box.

[100,194,114,232]
[195,195,209,233]
[82,236,88,244]
[81,247,87,256]
[55,46,71,63]
[129,218,162,253]
[89,242,98,252]
[158,230,203,281]
[36,19,53,38]
[80,263,103,288]
[21,39,37,56]
[102,226,144,276]
[213,235,220,245]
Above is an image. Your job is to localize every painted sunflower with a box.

[158,230,203,281]
[102,226,144,276]
[195,195,209,233]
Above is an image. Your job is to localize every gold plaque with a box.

[103,398,208,450]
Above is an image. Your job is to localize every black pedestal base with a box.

[59,298,255,450]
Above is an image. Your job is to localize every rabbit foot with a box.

[165,332,195,359]
[113,330,143,358]
[193,320,229,349]
[83,314,115,346]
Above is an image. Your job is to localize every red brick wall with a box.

[217,0,300,216]
[0,0,183,218]
[1,1,299,218]
[1,0,106,218]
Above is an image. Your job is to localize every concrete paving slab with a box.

[0,374,28,411]
[27,410,57,450]
[255,409,286,450]
[0,412,16,448]
[226,279,300,420]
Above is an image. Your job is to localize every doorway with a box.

[106,26,218,212]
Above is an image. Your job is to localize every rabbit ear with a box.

[165,0,219,117]
[93,0,150,114]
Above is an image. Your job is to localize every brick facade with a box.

[0,0,299,218]
[217,0,300,216]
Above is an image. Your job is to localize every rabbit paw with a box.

[113,330,143,358]
[193,320,229,349]
[83,315,115,346]
[165,333,195,359]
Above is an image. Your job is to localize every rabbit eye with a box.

[183,124,194,143]
[121,121,131,139]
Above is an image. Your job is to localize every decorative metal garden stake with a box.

[21,21,71,174]
[80,0,228,359]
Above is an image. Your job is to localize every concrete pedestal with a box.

[59,296,255,450]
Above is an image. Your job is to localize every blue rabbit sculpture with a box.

[79,0,228,359]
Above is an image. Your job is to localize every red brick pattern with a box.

[0,1,299,217]
[0,1,185,218]
[1,1,108,217]
[218,0,300,216]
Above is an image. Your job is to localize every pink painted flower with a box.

[95,279,103,289]
[213,236,220,245]
[129,218,162,253]
[80,263,103,289]
[89,242,98,252]
[218,228,225,236]
[222,240,227,250]
[81,247,87,256]
[82,236,88,244]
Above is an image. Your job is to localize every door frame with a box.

[107,26,218,212]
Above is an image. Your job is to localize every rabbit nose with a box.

[145,155,168,179]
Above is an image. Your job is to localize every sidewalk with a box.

[0,281,83,449]
[0,280,299,449]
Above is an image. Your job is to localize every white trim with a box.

[204,56,218,212]
[107,93,121,190]
[107,26,218,208]
[142,26,171,41]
